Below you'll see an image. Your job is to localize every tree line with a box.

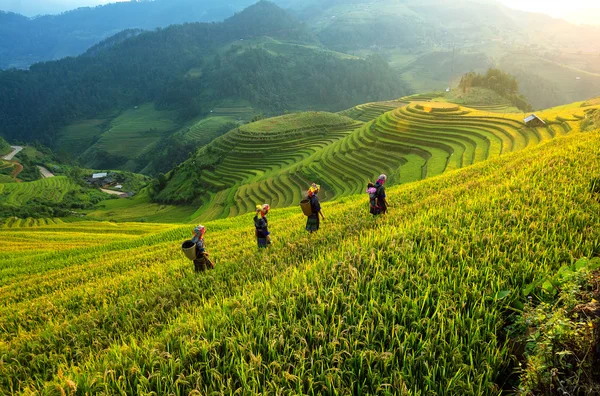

[459,69,533,112]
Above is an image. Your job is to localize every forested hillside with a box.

[0,1,407,172]
[0,136,10,156]
[0,0,256,69]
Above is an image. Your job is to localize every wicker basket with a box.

[300,199,312,217]
[181,240,197,261]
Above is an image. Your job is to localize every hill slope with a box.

[0,2,407,172]
[154,96,597,221]
[0,0,258,69]
[1,129,599,394]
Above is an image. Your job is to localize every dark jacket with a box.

[375,182,387,213]
[309,194,321,218]
[254,215,269,238]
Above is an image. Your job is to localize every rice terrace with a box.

[2,0,600,394]
[1,90,600,394]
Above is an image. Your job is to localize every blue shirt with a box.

[191,235,205,253]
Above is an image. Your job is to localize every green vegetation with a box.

[57,118,109,155]
[1,130,599,393]
[153,111,361,217]
[459,69,533,112]
[441,87,521,113]
[499,52,600,110]
[0,177,109,219]
[154,97,593,221]
[509,259,600,394]
[79,104,180,171]
[85,188,195,223]
[0,1,407,172]
[0,136,10,156]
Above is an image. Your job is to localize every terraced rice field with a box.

[163,112,363,221]
[1,217,66,228]
[0,160,15,182]
[0,177,79,207]
[174,100,595,221]
[338,101,408,122]
[2,131,599,394]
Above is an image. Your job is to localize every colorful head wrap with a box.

[256,204,270,215]
[193,224,206,236]
[308,183,320,196]
[377,174,387,184]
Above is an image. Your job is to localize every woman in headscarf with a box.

[306,183,325,233]
[374,174,389,214]
[254,203,271,248]
[191,225,215,272]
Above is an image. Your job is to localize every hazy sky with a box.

[1,0,599,24]
[0,0,128,16]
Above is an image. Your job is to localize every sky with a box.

[497,0,600,24]
[0,0,128,16]
[1,0,599,25]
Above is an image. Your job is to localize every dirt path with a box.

[3,146,23,161]
[101,188,125,196]
[11,163,23,179]
[37,166,55,178]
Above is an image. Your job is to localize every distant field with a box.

[0,177,78,207]
[57,119,107,154]
[399,50,491,92]
[183,116,238,142]
[499,51,600,109]
[91,104,179,159]
[85,189,196,223]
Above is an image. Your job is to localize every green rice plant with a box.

[2,131,599,395]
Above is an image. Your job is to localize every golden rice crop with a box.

[0,131,599,395]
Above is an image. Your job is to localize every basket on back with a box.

[181,240,197,261]
[300,199,312,217]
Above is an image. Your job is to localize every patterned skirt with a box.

[305,216,320,232]
[257,237,269,248]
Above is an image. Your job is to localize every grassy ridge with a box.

[1,131,599,393]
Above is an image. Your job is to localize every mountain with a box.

[0,0,257,69]
[3,0,600,109]
[0,1,408,173]
[298,0,600,108]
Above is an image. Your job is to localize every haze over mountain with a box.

[3,0,600,70]
[0,1,407,173]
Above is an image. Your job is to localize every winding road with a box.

[2,146,23,161]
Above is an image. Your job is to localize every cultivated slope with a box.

[2,130,599,394]
[157,97,598,221]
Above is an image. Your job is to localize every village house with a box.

[524,114,546,127]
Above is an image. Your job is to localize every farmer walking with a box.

[254,204,271,248]
[306,183,325,233]
[373,174,389,215]
[191,225,215,272]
